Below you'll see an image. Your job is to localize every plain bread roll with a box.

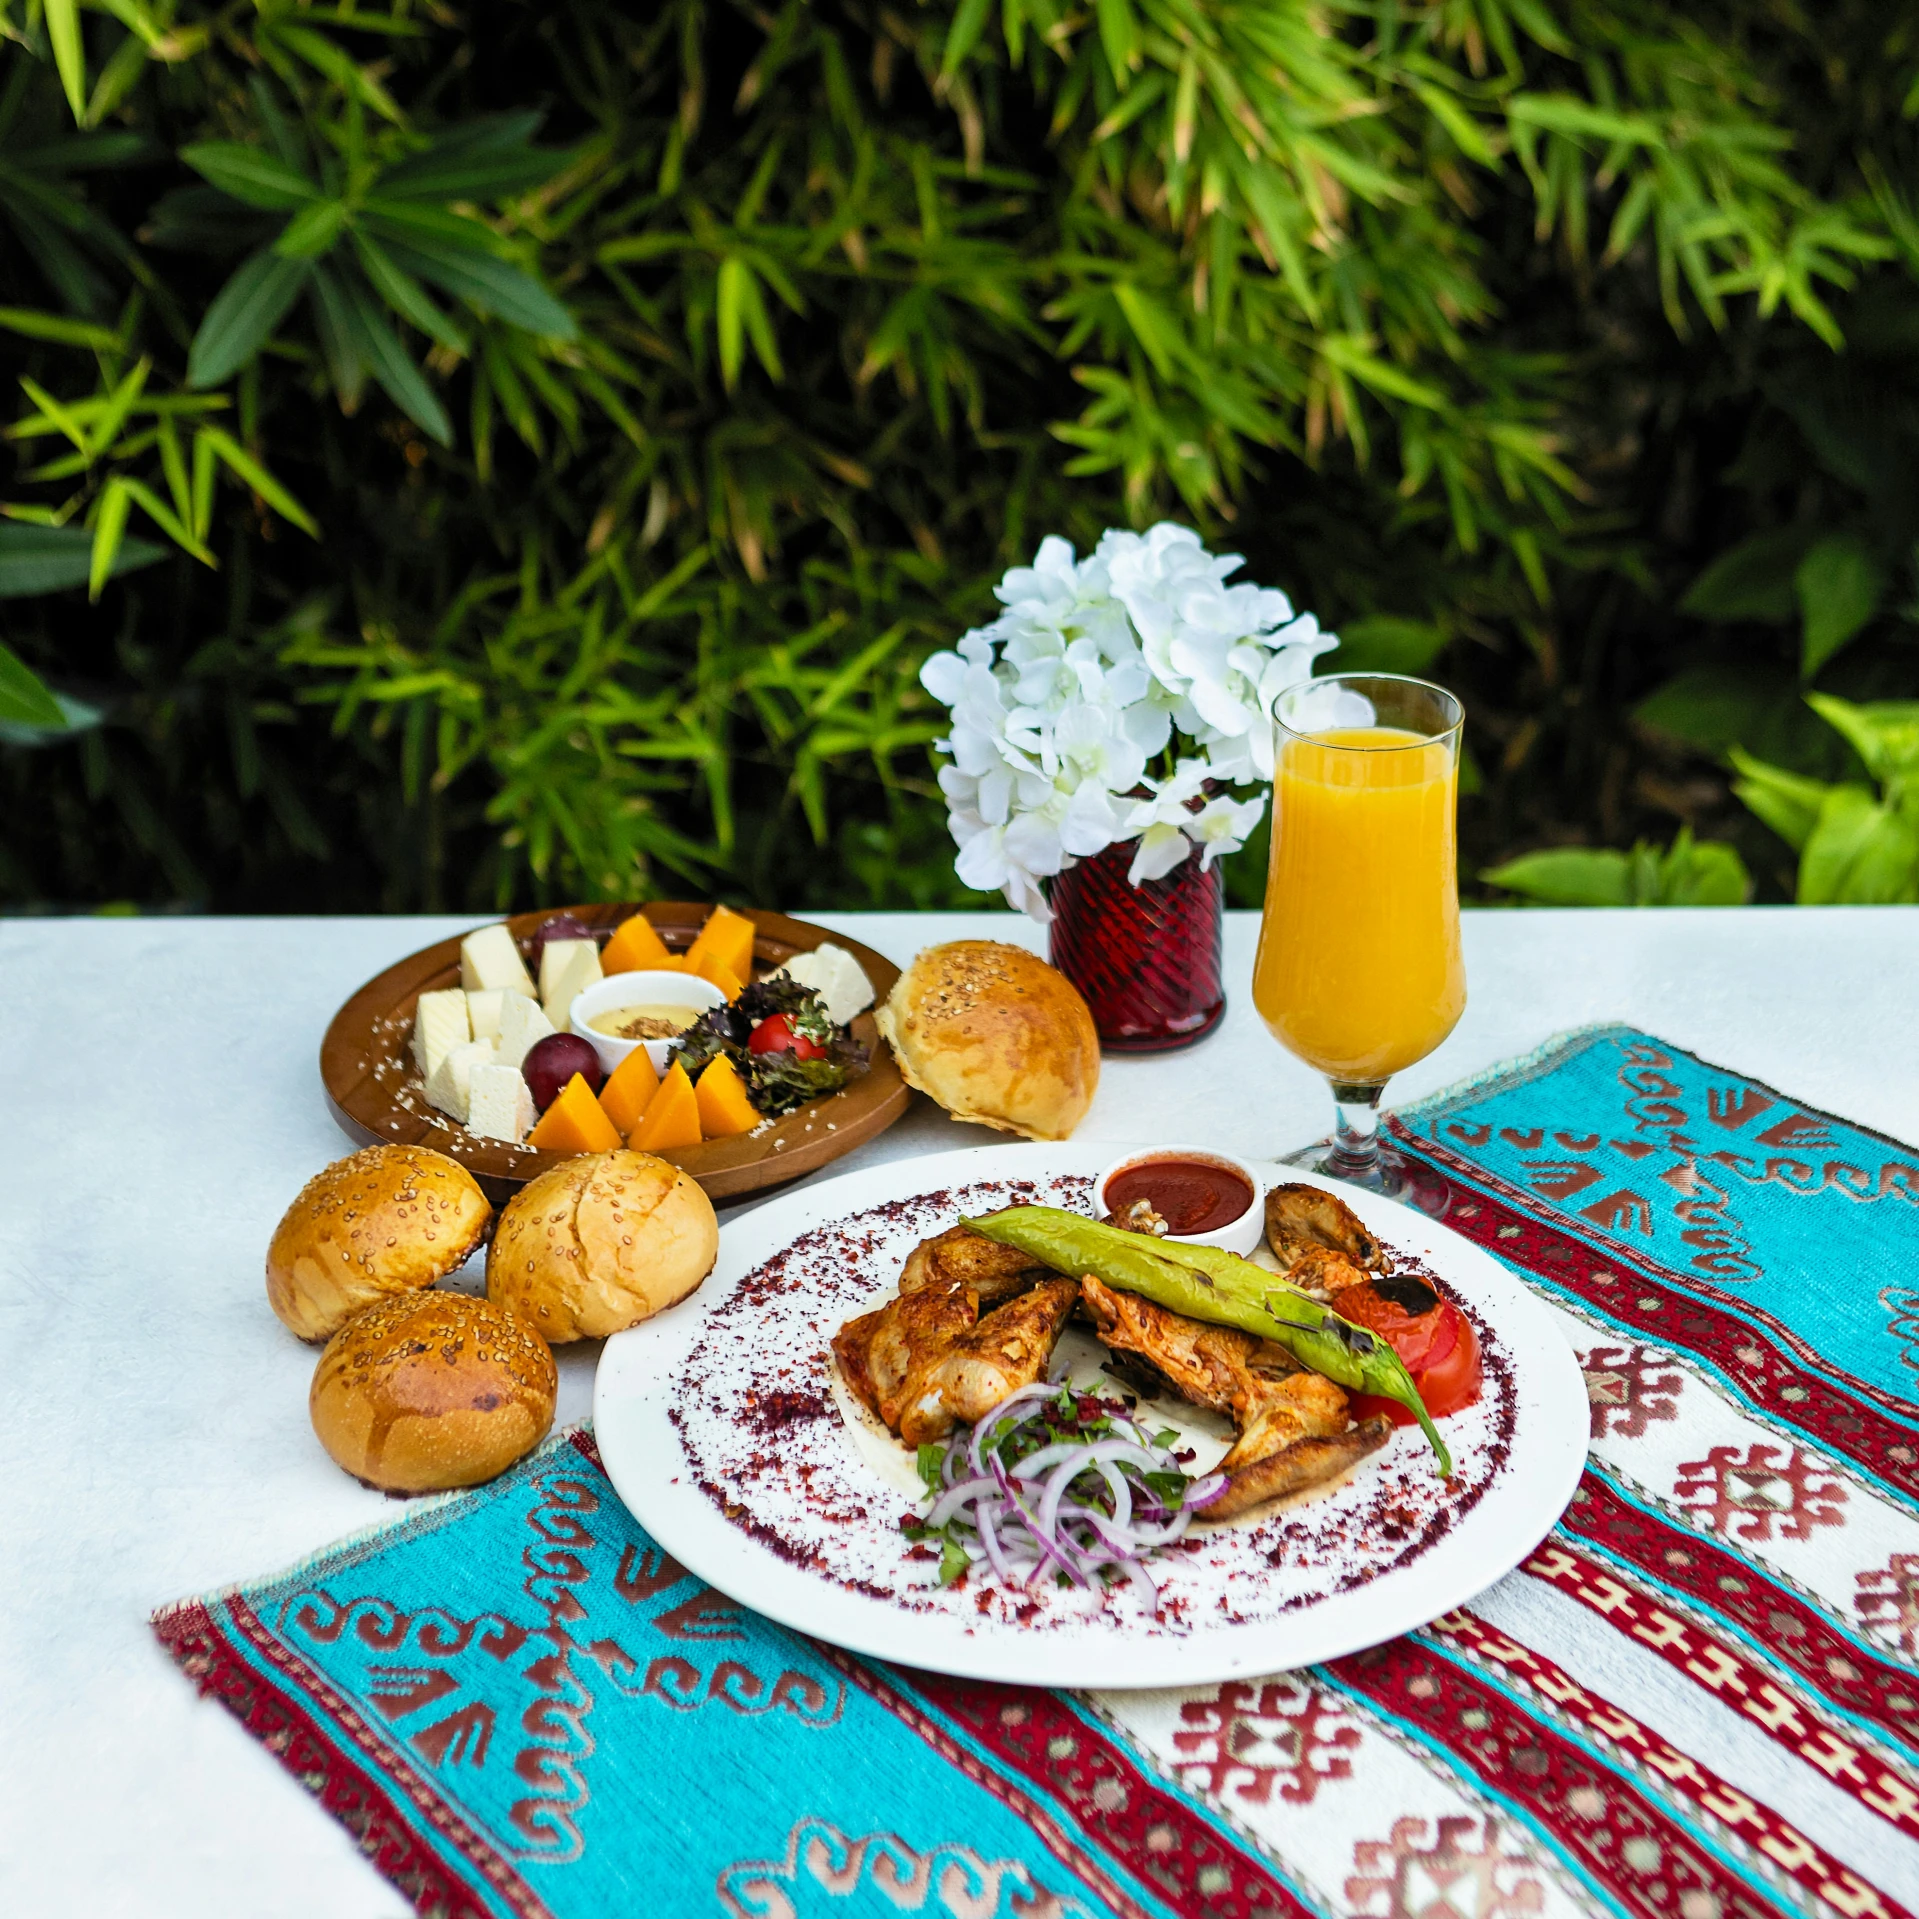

[875,940,1098,1141]
[487,1149,718,1342]
[310,1291,556,1492]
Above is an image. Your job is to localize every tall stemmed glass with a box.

[1252,674,1466,1206]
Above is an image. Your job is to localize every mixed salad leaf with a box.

[669,975,868,1117]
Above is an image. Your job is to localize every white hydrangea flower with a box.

[918,525,1331,917]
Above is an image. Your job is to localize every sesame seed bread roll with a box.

[309,1291,556,1492]
[266,1144,492,1342]
[486,1149,718,1343]
[875,940,1099,1142]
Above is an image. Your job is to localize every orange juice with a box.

[1253,726,1465,1083]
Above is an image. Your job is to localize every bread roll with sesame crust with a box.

[486,1149,718,1343]
[267,1144,492,1342]
[875,940,1098,1141]
[310,1291,556,1492]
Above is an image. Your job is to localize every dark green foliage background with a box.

[2,0,1916,913]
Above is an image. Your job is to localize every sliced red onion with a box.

[910,1377,1218,1611]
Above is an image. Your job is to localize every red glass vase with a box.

[1047,841,1225,1051]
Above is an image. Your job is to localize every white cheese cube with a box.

[465,988,507,1041]
[425,1037,495,1124]
[411,988,470,1080]
[459,923,536,998]
[774,943,875,1026]
[497,992,557,1070]
[467,1062,536,1143]
[539,937,598,1002]
[543,942,604,1030]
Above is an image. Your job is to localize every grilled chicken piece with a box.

[899,1224,1053,1308]
[1273,1244,1373,1297]
[834,1275,976,1434]
[892,1279,1079,1444]
[833,1229,1078,1446]
[1205,1423,1392,1521]
[1079,1274,1389,1518]
[1265,1183,1391,1285]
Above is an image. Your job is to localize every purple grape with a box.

[522,1032,604,1112]
[528,914,601,971]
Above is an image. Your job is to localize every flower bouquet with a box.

[921,524,1335,1049]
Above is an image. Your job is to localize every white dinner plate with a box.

[593,1142,1587,1689]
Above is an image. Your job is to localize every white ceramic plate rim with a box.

[593,1142,1589,1689]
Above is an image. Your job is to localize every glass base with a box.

[1281,1137,1452,1218]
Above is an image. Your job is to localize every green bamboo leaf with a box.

[87,357,150,458]
[0,521,164,597]
[716,255,748,391]
[371,231,576,338]
[1095,0,1138,81]
[181,143,320,211]
[344,280,452,445]
[43,0,87,122]
[1319,336,1446,410]
[940,0,995,82]
[117,475,211,563]
[187,250,312,388]
[197,427,320,536]
[351,232,467,353]
[0,307,123,350]
[88,477,131,600]
[273,200,352,260]
[0,642,67,727]
[269,24,404,124]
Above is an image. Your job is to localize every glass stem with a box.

[1323,1080,1388,1187]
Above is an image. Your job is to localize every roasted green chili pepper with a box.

[963,1205,1451,1475]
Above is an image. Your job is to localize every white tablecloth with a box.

[2,906,1914,1915]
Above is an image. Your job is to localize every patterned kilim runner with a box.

[154,1026,1919,1919]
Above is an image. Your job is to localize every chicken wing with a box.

[1264,1182,1390,1291]
[1079,1274,1388,1517]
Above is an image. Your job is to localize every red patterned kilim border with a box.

[870,1664,1320,1919]
[151,1598,515,1919]
[1521,1536,1919,1841]
[1326,1636,1785,1919]
[1561,1469,1919,1762]
[1428,1610,1907,1919]
[1389,1127,1919,1504]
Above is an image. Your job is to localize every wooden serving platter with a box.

[320,902,909,1204]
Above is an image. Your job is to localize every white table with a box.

[3,906,1914,1915]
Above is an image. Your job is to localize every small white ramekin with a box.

[570,969,727,1077]
[1093,1144,1267,1256]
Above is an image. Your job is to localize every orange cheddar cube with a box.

[695,1056,761,1138]
[629,1061,702,1151]
[529,1072,624,1154]
[693,956,744,1001]
[682,904,755,990]
[597,1044,661,1137]
[600,913,674,975]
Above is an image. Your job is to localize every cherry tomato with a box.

[1340,1278,1483,1425]
[747,1013,824,1060]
